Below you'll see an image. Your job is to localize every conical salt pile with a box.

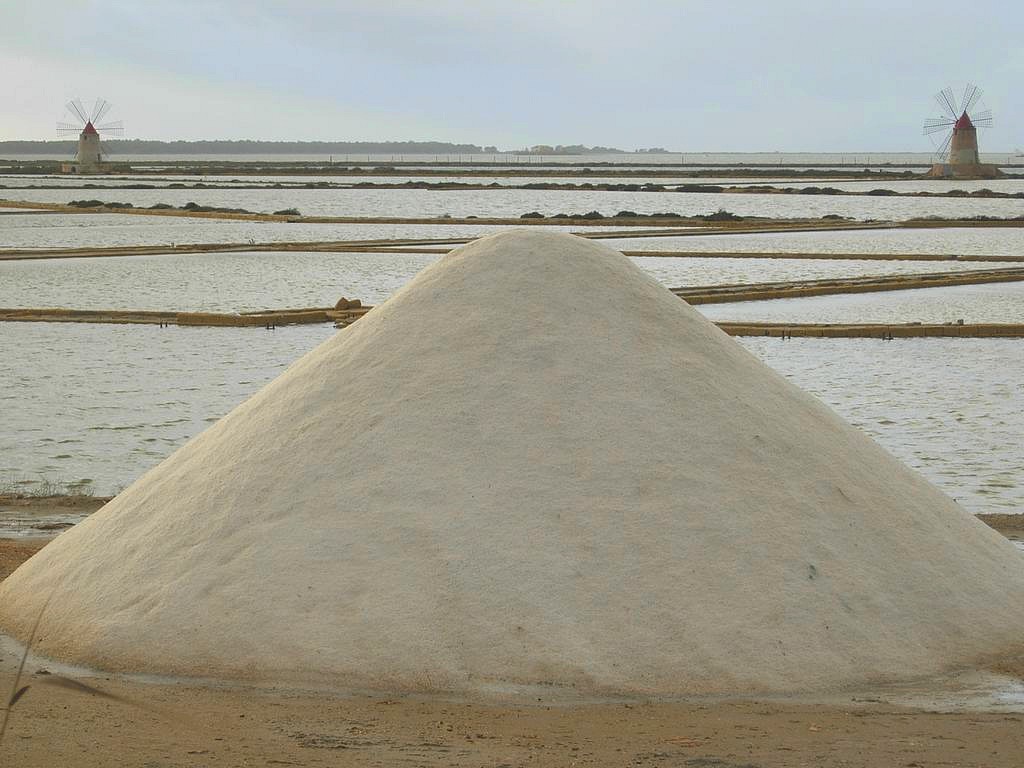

[2,230,1023,698]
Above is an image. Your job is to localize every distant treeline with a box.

[0,140,498,155]
[0,140,673,156]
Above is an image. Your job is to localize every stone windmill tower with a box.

[57,98,124,174]
[924,85,1000,179]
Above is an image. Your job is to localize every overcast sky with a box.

[2,1,1021,151]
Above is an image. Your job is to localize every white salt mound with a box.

[2,230,1023,698]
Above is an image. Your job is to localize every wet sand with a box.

[2,497,1023,766]
[0,495,107,545]
[0,539,47,581]
[978,513,1024,540]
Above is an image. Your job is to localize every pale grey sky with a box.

[2,0,1021,151]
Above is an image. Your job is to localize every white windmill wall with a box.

[76,132,102,172]
[949,129,980,166]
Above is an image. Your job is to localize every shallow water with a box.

[632,256,1012,287]
[5,210,1024,261]
[4,186,1024,221]
[698,281,1024,324]
[743,337,1024,516]
[0,503,93,538]
[726,178,1024,194]
[10,173,1023,193]
[0,250,1012,313]
[605,227,1024,257]
[0,213,633,251]
[0,323,335,496]
[1,323,1020,517]
[0,173,897,188]
[0,251,437,310]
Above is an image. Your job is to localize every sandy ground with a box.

[3,669,1024,768]
[2,498,1023,766]
[0,539,48,582]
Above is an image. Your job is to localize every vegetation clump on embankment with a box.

[521,208,745,221]
[67,199,281,216]
[8,197,1024,231]
[13,179,1023,200]
[511,182,1024,199]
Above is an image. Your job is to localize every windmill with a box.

[923,84,1000,178]
[57,98,124,173]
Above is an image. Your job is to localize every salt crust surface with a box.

[2,230,1023,699]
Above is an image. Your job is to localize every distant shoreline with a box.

[2,142,1021,165]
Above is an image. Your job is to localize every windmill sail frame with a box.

[923,83,1001,179]
[55,97,124,173]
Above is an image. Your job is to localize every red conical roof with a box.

[955,111,974,130]
[82,121,98,136]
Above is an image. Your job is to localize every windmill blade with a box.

[972,109,993,128]
[56,121,82,132]
[923,117,955,135]
[936,87,958,118]
[92,98,112,124]
[72,97,89,123]
[960,84,974,114]
[933,130,953,159]
[96,120,124,135]
[962,83,983,115]
[66,99,89,124]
